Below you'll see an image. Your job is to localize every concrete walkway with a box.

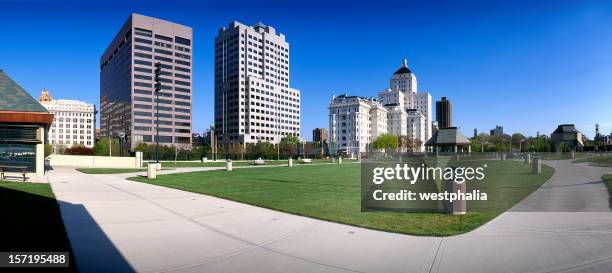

[48,160,612,273]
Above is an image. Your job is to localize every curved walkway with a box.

[49,160,612,273]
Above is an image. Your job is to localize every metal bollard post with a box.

[532,157,541,174]
[444,179,467,215]
[524,153,531,164]
[147,163,157,179]
[226,159,233,171]
[288,157,293,168]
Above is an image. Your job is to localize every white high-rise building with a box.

[390,58,418,94]
[386,105,407,137]
[407,109,426,151]
[378,88,404,108]
[384,58,432,141]
[39,89,96,148]
[328,58,433,154]
[214,21,300,145]
[369,103,388,140]
[328,94,385,155]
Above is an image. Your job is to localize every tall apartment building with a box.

[370,103,388,140]
[39,89,96,148]
[435,96,452,128]
[329,94,386,155]
[389,58,432,140]
[100,13,193,150]
[328,58,433,154]
[406,109,426,151]
[386,105,407,137]
[214,21,300,145]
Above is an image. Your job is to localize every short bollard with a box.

[532,157,541,174]
[226,159,233,171]
[338,157,342,164]
[288,158,293,168]
[444,180,467,215]
[524,153,531,164]
[570,151,575,160]
[147,163,157,179]
[500,153,506,161]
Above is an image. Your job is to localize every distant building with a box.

[551,124,584,151]
[329,94,386,155]
[435,97,452,129]
[191,133,204,147]
[312,128,328,144]
[39,89,96,148]
[0,70,53,177]
[490,125,504,136]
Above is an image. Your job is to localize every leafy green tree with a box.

[372,133,398,151]
[44,144,53,158]
[511,133,526,149]
[280,135,298,157]
[255,141,276,159]
[532,136,551,152]
[94,137,120,156]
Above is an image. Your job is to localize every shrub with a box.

[64,146,94,155]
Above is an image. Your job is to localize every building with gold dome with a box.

[38,89,96,149]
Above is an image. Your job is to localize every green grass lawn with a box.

[77,168,146,174]
[574,154,612,167]
[602,174,612,199]
[0,181,78,272]
[146,158,354,168]
[129,160,553,236]
[540,152,590,160]
[77,168,172,174]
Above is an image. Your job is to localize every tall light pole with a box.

[103,96,112,157]
[154,62,162,163]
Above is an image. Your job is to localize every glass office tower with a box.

[100,13,193,150]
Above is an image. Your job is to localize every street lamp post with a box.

[119,132,125,157]
[154,62,162,163]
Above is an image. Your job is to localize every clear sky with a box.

[1,0,611,139]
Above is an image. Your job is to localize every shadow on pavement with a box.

[58,201,135,273]
[0,183,135,273]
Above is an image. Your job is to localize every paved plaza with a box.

[48,160,612,273]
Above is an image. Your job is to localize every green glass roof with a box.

[0,69,48,113]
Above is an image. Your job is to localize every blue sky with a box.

[1,0,611,139]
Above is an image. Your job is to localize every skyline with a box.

[1,1,612,140]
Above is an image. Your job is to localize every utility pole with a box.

[154,62,162,163]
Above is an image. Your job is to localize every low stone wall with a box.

[48,152,142,168]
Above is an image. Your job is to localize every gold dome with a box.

[39,88,53,102]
